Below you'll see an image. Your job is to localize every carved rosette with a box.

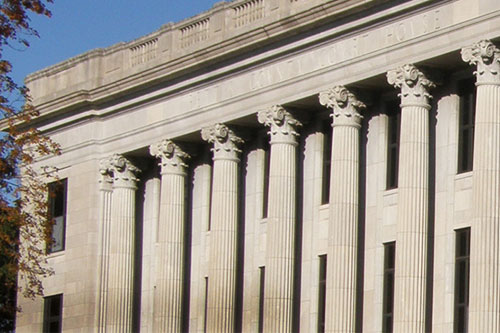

[319,86,365,127]
[150,139,190,176]
[257,105,302,145]
[201,123,244,161]
[462,39,500,85]
[102,154,140,188]
[387,64,435,109]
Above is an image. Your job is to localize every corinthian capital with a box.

[257,105,302,145]
[461,40,500,85]
[102,154,140,188]
[319,86,365,127]
[201,123,244,161]
[98,158,114,191]
[387,64,435,109]
[150,139,190,176]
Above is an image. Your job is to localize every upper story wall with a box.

[26,0,391,113]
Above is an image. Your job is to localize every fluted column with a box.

[104,154,140,333]
[150,140,190,332]
[257,105,302,333]
[462,40,500,332]
[387,64,434,332]
[201,123,244,333]
[319,86,365,333]
[96,160,113,332]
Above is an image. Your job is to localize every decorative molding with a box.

[319,86,365,127]
[149,139,190,175]
[102,154,140,188]
[461,39,500,85]
[257,105,302,145]
[387,64,435,109]
[201,123,244,161]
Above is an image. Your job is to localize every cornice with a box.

[27,0,394,116]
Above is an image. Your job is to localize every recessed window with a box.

[457,78,476,174]
[47,179,67,253]
[317,255,327,333]
[454,228,470,333]
[43,294,63,333]
[262,141,270,219]
[204,277,209,333]
[258,266,265,333]
[382,242,395,333]
[321,122,332,205]
[386,101,400,190]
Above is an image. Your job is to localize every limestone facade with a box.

[16,0,500,332]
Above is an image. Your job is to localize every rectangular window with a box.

[321,122,332,205]
[386,100,400,190]
[457,78,476,173]
[258,266,265,333]
[454,228,470,333]
[317,255,327,333]
[262,142,270,218]
[43,294,63,333]
[382,242,395,333]
[47,179,67,253]
[204,277,209,333]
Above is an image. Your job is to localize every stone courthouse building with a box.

[15,0,500,332]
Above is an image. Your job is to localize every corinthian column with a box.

[387,64,434,332]
[150,140,190,332]
[257,105,301,333]
[104,154,140,333]
[96,159,113,332]
[462,40,500,332]
[319,86,365,333]
[201,123,244,333]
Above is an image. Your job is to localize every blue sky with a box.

[6,0,220,86]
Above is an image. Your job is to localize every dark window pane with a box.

[318,255,327,333]
[48,179,67,253]
[382,242,395,333]
[258,267,265,333]
[457,78,476,173]
[321,122,332,205]
[43,294,63,333]
[454,228,470,333]
[262,142,270,218]
[386,101,400,190]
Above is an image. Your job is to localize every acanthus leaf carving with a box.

[101,154,140,188]
[461,39,500,84]
[150,139,190,175]
[257,105,302,144]
[319,86,365,126]
[387,64,435,108]
[201,123,244,161]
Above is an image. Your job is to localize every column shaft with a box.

[326,124,359,332]
[263,142,297,333]
[96,179,112,332]
[469,84,500,331]
[319,86,364,333]
[154,173,186,332]
[387,64,433,332]
[393,105,429,332]
[207,158,239,332]
[106,186,136,332]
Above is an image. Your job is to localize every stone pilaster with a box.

[149,140,190,332]
[96,159,113,332]
[387,64,434,332]
[319,86,365,333]
[462,40,500,332]
[201,123,244,333]
[257,105,301,333]
[104,154,140,333]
